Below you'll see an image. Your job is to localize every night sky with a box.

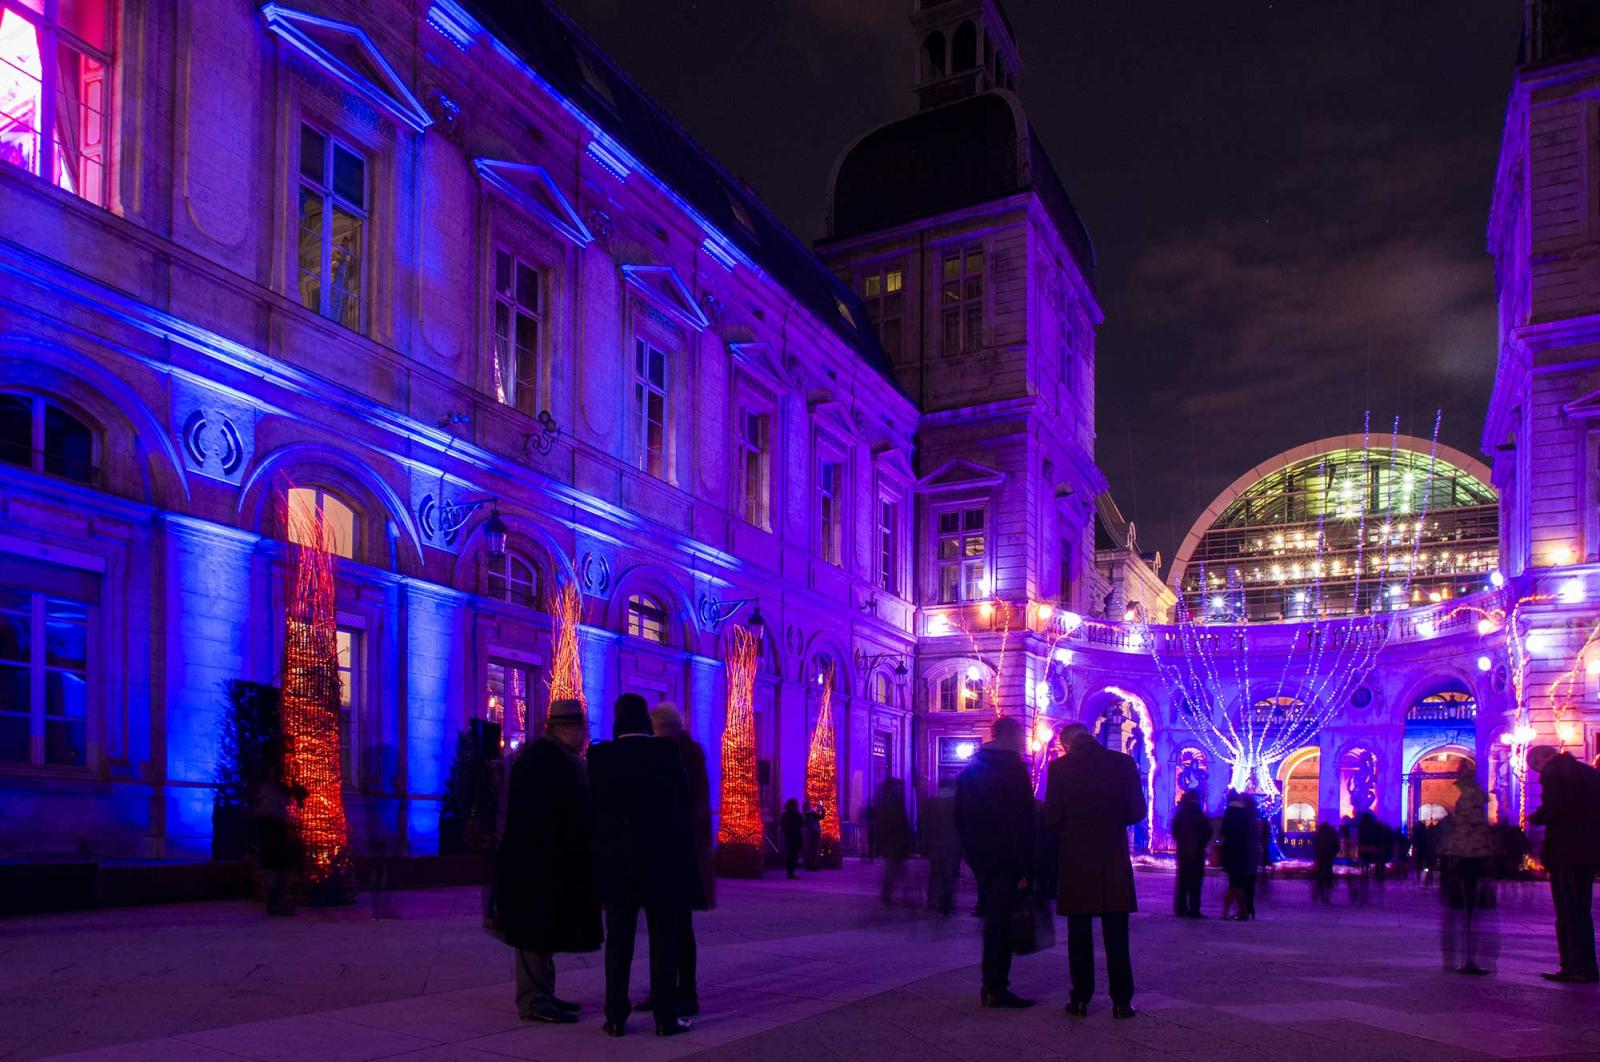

[558,0,1523,566]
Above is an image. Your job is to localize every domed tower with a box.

[817,1,1107,770]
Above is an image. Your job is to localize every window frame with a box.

[284,485,359,562]
[626,592,669,644]
[485,656,537,746]
[0,0,112,207]
[334,623,362,786]
[295,121,369,332]
[877,492,900,596]
[485,549,540,609]
[934,503,989,603]
[817,453,845,567]
[860,261,904,358]
[0,583,93,770]
[0,393,96,483]
[632,334,670,480]
[489,246,546,416]
[734,400,773,531]
[939,244,985,356]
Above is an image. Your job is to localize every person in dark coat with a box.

[1219,792,1260,920]
[588,694,698,1037]
[802,801,824,869]
[1528,746,1600,983]
[1312,821,1340,903]
[492,701,600,1024]
[1170,789,1212,918]
[780,798,803,878]
[1044,722,1146,1019]
[876,777,910,906]
[955,716,1038,1009]
[631,704,712,1018]
[253,740,307,917]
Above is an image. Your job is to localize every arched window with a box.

[923,31,945,79]
[0,394,94,483]
[1284,802,1317,833]
[486,551,540,609]
[285,486,357,560]
[952,21,977,71]
[871,670,894,706]
[626,593,668,643]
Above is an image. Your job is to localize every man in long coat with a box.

[492,700,601,1023]
[588,694,699,1036]
[1529,746,1600,983]
[955,715,1037,1009]
[1043,722,1147,1018]
[1170,789,1211,918]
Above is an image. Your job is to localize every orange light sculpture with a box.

[280,489,356,903]
[547,582,587,719]
[716,624,763,877]
[806,663,842,867]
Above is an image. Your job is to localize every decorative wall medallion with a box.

[1350,686,1373,709]
[173,385,254,484]
[578,551,610,595]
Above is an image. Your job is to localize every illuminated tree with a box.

[716,625,763,877]
[547,582,586,719]
[806,662,842,867]
[280,488,356,903]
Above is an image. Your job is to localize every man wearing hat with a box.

[492,699,601,1023]
[588,694,698,1037]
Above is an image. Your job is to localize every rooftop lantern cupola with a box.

[912,0,1023,112]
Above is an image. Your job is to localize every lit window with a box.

[861,264,903,357]
[0,1,110,206]
[0,585,89,767]
[0,394,93,482]
[335,626,360,784]
[818,460,843,566]
[937,507,986,603]
[877,497,898,594]
[633,337,668,478]
[1284,802,1316,833]
[627,593,668,643]
[285,486,357,560]
[491,249,543,415]
[940,245,984,354]
[486,659,533,744]
[486,551,539,609]
[872,671,893,706]
[736,407,771,530]
[296,124,367,331]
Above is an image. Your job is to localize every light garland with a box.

[716,624,763,877]
[280,487,356,903]
[805,662,842,866]
[547,582,586,718]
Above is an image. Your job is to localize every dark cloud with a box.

[557,0,1521,565]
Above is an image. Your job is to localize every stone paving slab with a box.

[2,862,1597,1060]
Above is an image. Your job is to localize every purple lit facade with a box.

[0,0,1592,863]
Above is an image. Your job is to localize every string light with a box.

[805,663,841,866]
[547,583,587,718]
[280,485,356,903]
[716,625,763,876]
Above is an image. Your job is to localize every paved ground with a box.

[1,860,1596,1061]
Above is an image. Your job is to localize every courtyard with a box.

[1,862,1595,1062]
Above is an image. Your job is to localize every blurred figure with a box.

[1312,821,1340,904]
[923,786,962,915]
[1255,814,1274,909]
[254,740,306,917]
[1351,811,1381,906]
[803,801,824,870]
[1415,819,1438,887]
[875,777,910,906]
[1219,792,1260,920]
[1495,822,1530,881]
[1044,722,1146,1019]
[493,701,600,1024]
[1171,789,1212,918]
[1437,765,1498,976]
[780,798,803,879]
[588,694,698,1037]
[1528,745,1600,984]
[633,704,712,1018]
[955,716,1038,1009]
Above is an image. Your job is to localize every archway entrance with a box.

[1082,687,1153,851]
[1408,748,1475,826]
[1277,748,1320,838]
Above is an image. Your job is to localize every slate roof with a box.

[467,0,898,386]
[826,92,1095,288]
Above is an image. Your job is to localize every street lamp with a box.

[483,506,508,565]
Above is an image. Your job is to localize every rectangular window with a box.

[0,1,111,207]
[0,584,88,767]
[486,659,534,745]
[940,245,984,355]
[877,497,898,594]
[819,460,842,566]
[861,264,903,357]
[296,124,367,331]
[491,249,543,415]
[736,406,771,530]
[633,337,668,478]
[335,626,360,784]
[937,507,987,603]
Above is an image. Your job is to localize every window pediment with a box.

[261,4,433,132]
[916,458,1004,495]
[621,265,709,332]
[474,159,592,248]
